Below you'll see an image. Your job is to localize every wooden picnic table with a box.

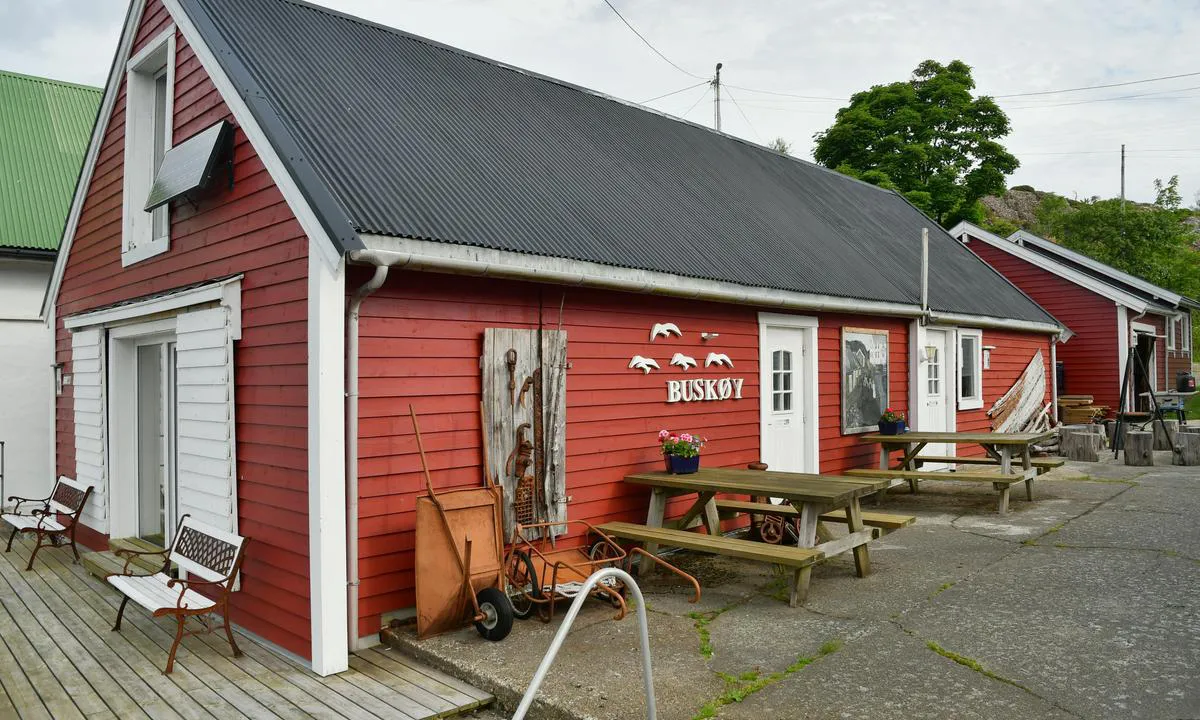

[863,431,1054,475]
[623,468,889,579]
[858,430,1055,513]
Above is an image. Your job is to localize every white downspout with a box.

[346,263,389,652]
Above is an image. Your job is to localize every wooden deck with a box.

[0,537,492,719]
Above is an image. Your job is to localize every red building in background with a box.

[952,222,1197,413]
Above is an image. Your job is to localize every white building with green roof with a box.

[0,69,100,502]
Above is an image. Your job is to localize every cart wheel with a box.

[759,516,784,545]
[474,587,514,641]
[506,550,541,620]
[588,541,628,608]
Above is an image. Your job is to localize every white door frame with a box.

[757,312,819,473]
[910,322,957,447]
[107,318,178,541]
[1131,321,1159,392]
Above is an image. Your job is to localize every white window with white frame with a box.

[122,26,175,266]
[1168,316,1176,351]
[958,328,983,410]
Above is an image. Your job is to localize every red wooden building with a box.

[952,222,1197,413]
[47,0,1065,675]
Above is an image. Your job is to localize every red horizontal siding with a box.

[967,239,1120,410]
[351,273,919,637]
[54,1,311,659]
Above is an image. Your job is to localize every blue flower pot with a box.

[665,454,700,474]
[878,420,906,435]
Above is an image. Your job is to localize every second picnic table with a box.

[854,430,1056,513]
[599,468,890,605]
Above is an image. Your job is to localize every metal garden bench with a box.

[106,515,249,674]
[3,475,94,570]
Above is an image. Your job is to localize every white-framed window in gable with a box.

[122,26,176,267]
[958,328,983,410]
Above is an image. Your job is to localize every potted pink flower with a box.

[658,429,705,474]
[877,408,907,435]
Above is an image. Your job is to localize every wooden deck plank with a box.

[0,537,490,720]
[365,649,494,703]
[0,591,87,719]
[38,555,298,720]
[0,612,53,720]
[348,654,463,716]
[13,542,267,720]
[355,649,485,709]
[0,547,152,720]
[6,542,216,720]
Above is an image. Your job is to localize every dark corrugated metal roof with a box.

[178,0,1056,325]
[0,70,101,251]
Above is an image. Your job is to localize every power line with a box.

[1004,84,1200,110]
[723,84,846,102]
[722,87,762,142]
[680,85,711,119]
[994,70,1200,98]
[640,81,708,104]
[600,0,706,79]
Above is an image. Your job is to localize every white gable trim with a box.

[42,0,148,321]
[949,222,1151,315]
[1009,229,1185,308]
[161,0,343,271]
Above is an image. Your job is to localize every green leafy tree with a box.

[1154,175,1182,210]
[768,137,792,155]
[813,59,1018,227]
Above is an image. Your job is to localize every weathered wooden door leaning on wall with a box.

[481,328,568,539]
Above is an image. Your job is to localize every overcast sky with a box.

[4,0,1199,206]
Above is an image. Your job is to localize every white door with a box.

[134,339,178,546]
[921,329,953,460]
[760,322,814,473]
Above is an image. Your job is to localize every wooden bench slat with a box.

[106,573,216,614]
[844,468,1025,485]
[597,521,822,567]
[914,455,1065,467]
[711,499,915,530]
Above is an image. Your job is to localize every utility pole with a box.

[712,62,723,131]
[1120,144,1126,212]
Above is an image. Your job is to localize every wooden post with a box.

[1124,431,1155,466]
[1176,433,1200,466]
[1154,418,1179,451]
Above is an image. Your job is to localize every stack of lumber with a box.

[1059,395,1108,424]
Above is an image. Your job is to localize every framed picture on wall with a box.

[841,327,889,434]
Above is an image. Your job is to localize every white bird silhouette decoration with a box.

[670,353,698,371]
[650,322,682,341]
[704,352,734,368]
[628,356,661,374]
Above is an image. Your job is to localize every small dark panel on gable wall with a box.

[144,120,234,211]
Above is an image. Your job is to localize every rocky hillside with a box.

[979,186,1198,242]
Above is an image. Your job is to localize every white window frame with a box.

[957,328,984,410]
[1183,313,1192,353]
[122,26,176,267]
[1167,316,1176,351]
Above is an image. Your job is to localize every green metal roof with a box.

[0,69,101,252]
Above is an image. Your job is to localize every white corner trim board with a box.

[306,249,349,675]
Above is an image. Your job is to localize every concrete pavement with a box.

[386,457,1200,719]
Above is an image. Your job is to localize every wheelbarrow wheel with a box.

[506,550,541,620]
[474,587,514,641]
[588,540,628,608]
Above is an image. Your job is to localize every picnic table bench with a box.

[597,521,822,606]
[712,498,915,534]
[860,431,1055,513]
[106,515,249,674]
[604,468,891,606]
